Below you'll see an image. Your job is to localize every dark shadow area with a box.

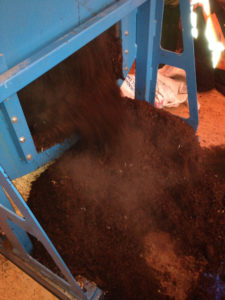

[161,1,183,52]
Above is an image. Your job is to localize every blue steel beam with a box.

[120,10,137,77]
[0,57,35,165]
[159,50,185,69]
[0,244,103,300]
[0,0,147,103]
[179,0,199,130]
[1,96,37,163]
[135,0,160,101]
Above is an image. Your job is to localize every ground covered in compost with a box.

[28,97,225,300]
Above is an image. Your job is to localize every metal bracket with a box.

[0,166,103,300]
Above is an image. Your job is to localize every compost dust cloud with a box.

[26,31,225,300]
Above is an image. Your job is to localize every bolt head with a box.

[125,66,129,71]
[26,154,32,160]
[125,30,129,36]
[19,136,26,143]
[11,116,18,123]
[125,49,128,54]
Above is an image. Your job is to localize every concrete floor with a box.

[0,255,57,300]
[0,89,224,300]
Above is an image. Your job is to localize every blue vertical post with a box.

[135,0,152,101]
[135,0,164,104]
[148,0,164,105]
[180,0,199,130]
[121,10,137,77]
[0,55,32,254]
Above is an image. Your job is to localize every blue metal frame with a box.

[135,0,199,130]
[0,0,198,180]
[0,0,146,180]
[0,0,199,298]
[0,0,146,102]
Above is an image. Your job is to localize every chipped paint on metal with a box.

[0,59,30,86]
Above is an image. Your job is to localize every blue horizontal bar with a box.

[0,0,146,103]
[159,49,185,69]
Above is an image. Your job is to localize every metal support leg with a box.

[136,0,198,130]
[0,166,103,300]
[0,187,32,254]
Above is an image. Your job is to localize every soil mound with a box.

[28,98,225,300]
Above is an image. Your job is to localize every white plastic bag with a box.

[120,65,189,109]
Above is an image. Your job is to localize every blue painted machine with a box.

[0,1,198,299]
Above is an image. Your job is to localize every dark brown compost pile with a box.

[20,25,225,300]
[28,99,225,300]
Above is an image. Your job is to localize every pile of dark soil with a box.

[18,19,225,299]
[28,98,225,300]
